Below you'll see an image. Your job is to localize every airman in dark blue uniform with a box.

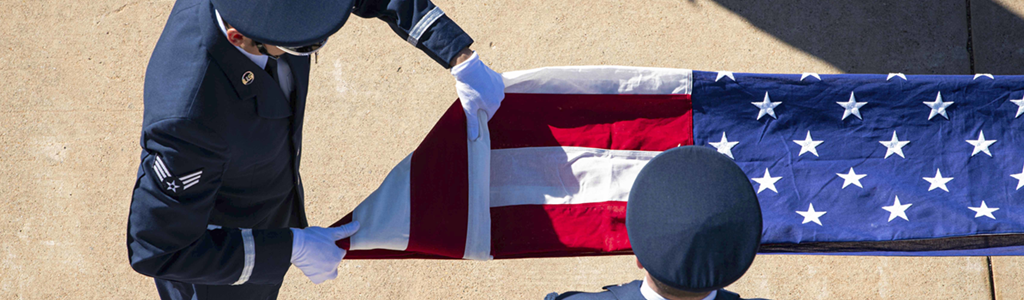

[545,146,767,300]
[126,0,504,299]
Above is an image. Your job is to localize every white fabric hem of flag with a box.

[502,66,693,95]
[350,154,413,251]
[463,110,493,260]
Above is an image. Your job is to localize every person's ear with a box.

[226,28,246,47]
[636,257,644,269]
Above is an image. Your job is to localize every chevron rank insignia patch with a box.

[152,155,203,194]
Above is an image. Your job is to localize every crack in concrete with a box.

[102,1,140,18]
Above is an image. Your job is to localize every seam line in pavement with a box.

[966,0,976,74]
[987,256,996,300]
[966,1,991,298]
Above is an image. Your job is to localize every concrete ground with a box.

[2,0,1022,298]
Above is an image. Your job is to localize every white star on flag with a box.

[968,201,999,219]
[716,71,735,82]
[1010,164,1024,190]
[882,196,912,222]
[1011,97,1024,118]
[837,91,867,120]
[709,132,739,159]
[879,131,910,159]
[793,131,824,157]
[800,73,821,81]
[966,130,997,157]
[973,73,994,80]
[797,203,826,226]
[887,73,907,81]
[923,92,953,120]
[836,167,866,189]
[835,166,868,188]
[752,92,781,120]
[922,169,954,192]
[752,168,782,194]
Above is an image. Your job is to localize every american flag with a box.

[334,67,1024,260]
[695,71,1024,255]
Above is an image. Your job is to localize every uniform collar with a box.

[640,278,717,300]
[201,1,291,119]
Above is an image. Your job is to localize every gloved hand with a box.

[290,221,360,284]
[452,51,505,141]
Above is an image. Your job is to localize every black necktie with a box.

[265,58,278,81]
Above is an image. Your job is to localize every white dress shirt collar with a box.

[640,278,718,300]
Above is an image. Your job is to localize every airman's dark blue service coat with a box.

[126,0,472,298]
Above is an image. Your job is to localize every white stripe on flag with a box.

[501,66,693,95]
[350,154,412,251]
[489,146,661,207]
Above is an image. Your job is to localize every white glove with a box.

[290,221,360,284]
[452,51,505,141]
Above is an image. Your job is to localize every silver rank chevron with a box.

[153,155,203,193]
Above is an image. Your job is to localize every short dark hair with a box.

[650,276,711,299]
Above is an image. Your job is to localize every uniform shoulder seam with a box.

[145,117,234,165]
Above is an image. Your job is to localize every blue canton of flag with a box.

[692,71,1024,255]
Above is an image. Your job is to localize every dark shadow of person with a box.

[709,0,1024,74]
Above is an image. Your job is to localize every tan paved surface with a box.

[994,256,1024,299]
[0,0,1014,299]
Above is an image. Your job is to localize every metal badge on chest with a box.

[241,71,254,85]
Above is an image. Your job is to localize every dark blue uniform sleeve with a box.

[127,118,292,285]
[352,0,474,68]
[544,291,617,300]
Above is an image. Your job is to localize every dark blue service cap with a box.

[211,0,354,47]
[626,146,763,293]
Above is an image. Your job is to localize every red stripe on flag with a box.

[337,93,693,259]
[489,93,694,151]
[331,213,354,250]
[486,93,688,258]
[340,201,635,260]
[406,101,470,259]
[490,201,632,259]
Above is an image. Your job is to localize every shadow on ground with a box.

[970,0,1024,74]
[708,0,1024,74]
